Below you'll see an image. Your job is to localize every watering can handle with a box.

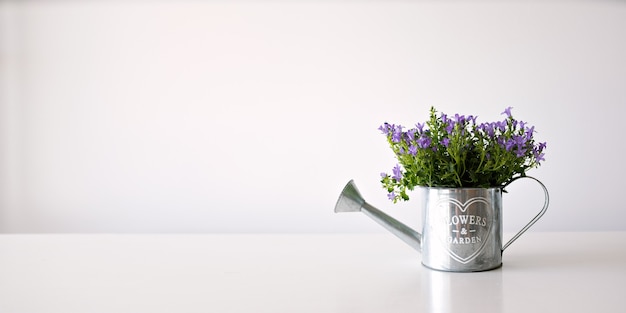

[501,176,550,251]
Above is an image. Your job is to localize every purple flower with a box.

[378,122,393,135]
[407,129,416,140]
[440,138,450,147]
[505,139,515,151]
[454,113,463,124]
[445,122,455,134]
[479,123,495,138]
[405,129,417,145]
[533,142,547,164]
[417,136,432,149]
[388,192,396,200]
[496,121,506,132]
[497,136,506,147]
[525,126,535,141]
[391,125,403,143]
[380,172,387,178]
[535,153,545,163]
[502,107,513,118]
[415,122,425,133]
[538,142,547,150]
[440,113,448,123]
[392,164,403,182]
[408,144,418,156]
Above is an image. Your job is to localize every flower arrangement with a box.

[379,107,546,202]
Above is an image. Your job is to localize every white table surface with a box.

[0,232,624,313]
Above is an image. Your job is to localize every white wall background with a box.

[1,0,625,233]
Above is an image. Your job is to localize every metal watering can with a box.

[334,176,549,272]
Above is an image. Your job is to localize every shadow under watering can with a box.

[334,176,549,272]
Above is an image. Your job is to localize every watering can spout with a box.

[334,180,421,252]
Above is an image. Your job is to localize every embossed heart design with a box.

[431,197,492,264]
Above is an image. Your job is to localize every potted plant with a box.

[334,107,549,272]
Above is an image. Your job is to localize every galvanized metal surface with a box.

[334,177,549,272]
